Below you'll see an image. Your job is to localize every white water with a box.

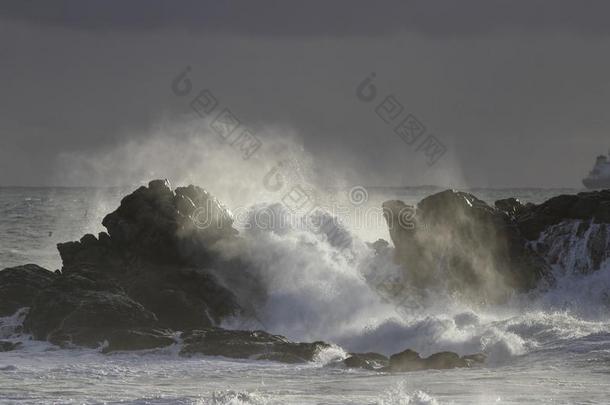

[1,187,610,404]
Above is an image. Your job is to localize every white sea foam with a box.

[2,187,610,403]
[213,203,610,368]
[376,382,440,405]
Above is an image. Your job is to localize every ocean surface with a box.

[1,186,610,405]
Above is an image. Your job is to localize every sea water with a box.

[1,186,609,404]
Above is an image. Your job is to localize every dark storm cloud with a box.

[1,1,609,188]
[2,0,610,36]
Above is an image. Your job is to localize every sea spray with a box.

[215,202,610,366]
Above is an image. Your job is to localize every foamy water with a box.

[1,187,609,404]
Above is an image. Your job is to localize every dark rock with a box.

[386,349,426,372]
[518,191,610,239]
[121,267,239,330]
[0,264,55,317]
[570,196,600,219]
[461,352,487,366]
[343,352,389,370]
[594,201,610,223]
[385,348,483,372]
[495,198,528,219]
[383,190,550,301]
[54,180,244,331]
[101,328,175,353]
[0,340,22,352]
[24,272,161,349]
[423,351,467,369]
[180,328,331,363]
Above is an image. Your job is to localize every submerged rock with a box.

[343,352,389,370]
[513,191,610,274]
[461,352,487,366]
[0,340,22,352]
[386,348,426,372]
[384,348,485,372]
[180,328,331,363]
[0,264,55,317]
[2,180,268,350]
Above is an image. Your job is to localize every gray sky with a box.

[1,0,609,188]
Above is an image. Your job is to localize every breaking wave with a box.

[218,204,610,365]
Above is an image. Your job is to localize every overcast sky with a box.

[1,0,609,188]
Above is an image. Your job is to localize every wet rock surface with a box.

[516,190,610,240]
[1,180,247,352]
[1,181,607,368]
[383,190,551,300]
[382,189,610,301]
[343,352,389,370]
[0,340,22,352]
[24,271,164,349]
[0,264,55,317]
[384,349,486,372]
[180,328,331,363]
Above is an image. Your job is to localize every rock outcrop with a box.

[2,180,606,368]
[0,180,309,358]
[0,264,55,317]
[383,190,550,301]
[516,190,610,240]
[382,189,610,302]
[384,348,486,372]
[343,352,389,370]
[23,270,173,350]
[180,328,331,363]
[53,180,244,332]
[0,180,254,353]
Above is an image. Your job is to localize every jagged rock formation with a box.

[383,190,550,301]
[382,189,610,302]
[529,220,610,274]
[515,190,610,274]
[0,180,332,359]
[54,180,244,332]
[24,270,174,350]
[515,190,610,240]
[1,181,608,368]
[0,180,261,353]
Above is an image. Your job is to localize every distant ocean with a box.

[2,186,610,405]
